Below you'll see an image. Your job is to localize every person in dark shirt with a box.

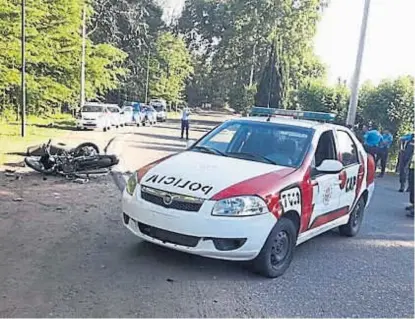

[398,133,414,192]
[406,154,414,217]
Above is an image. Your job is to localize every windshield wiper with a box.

[192,145,226,156]
[227,152,277,165]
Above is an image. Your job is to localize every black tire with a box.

[76,155,119,172]
[103,127,107,132]
[73,142,100,157]
[24,157,53,175]
[339,197,365,237]
[252,218,297,278]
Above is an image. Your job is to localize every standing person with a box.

[376,129,393,177]
[406,153,414,217]
[180,106,191,140]
[363,125,382,158]
[398,132,414,192]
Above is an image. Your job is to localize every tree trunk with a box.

[255,39,283,108]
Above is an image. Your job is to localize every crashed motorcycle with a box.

[24,140,119,178]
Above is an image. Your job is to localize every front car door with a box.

[308,129,342,230]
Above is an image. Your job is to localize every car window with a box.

[194,120,313,167]
[313,130,337,168]
[337,130,359,166]
[82,105,103,113]
[206,123,240,152]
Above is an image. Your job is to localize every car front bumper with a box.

[77,120,99,129]
[121,188,276,261]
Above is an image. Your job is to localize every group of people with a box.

[361,125,393,177]
[360,125,414,217]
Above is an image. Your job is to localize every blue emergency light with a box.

[249,107,336,123]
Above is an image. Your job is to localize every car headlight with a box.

[126,173,138,195]
[212,196,268,217]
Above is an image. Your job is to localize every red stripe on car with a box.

[309,207,349,230]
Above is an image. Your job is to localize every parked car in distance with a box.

[121,106,134,125]
[150,99,167,122]
[76,103,112,132]
[107,105,125,128]
[141,105,157,126]
[123,101,146,126]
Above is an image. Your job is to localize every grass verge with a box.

[0,114,75,166]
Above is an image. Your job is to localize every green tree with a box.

[149,32,193,105]
[90,0,165,102]
[359,76,414,136]
[290,78,350,120]
[177,0,327,111]
[0,0,126,116]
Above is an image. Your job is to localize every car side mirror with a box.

[316,159,343,174]
[120,111,124,115]
[186,140,196,149]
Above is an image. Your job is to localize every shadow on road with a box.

[154,124,212,133]
[129,144,183,153]
[133,132,184,142]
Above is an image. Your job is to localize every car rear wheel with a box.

[339,197,365,237]
[252,217,297,278]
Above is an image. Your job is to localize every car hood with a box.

[140,151,291,199]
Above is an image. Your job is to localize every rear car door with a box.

[308,130,342,229]
[335,129,362,210]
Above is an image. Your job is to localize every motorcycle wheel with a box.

[73,142,100,157]
[24,157,54,175]
[75,155,119,173]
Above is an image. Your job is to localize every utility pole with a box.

[145,50,150,104]
[21,0,26,137]
[80,4,87,110]
[346,0,371,126]
[249,43,256,87]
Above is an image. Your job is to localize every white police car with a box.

[122,108,376,278]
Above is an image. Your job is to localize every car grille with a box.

[141,186,204,212]
[137,222,200,247]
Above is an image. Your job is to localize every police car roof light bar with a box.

[249,107,336,123]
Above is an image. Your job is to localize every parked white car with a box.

[76,103,112,132]
[107,105,125,128]
[150,99,167,122]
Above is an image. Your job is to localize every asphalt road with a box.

[0,114,413,318]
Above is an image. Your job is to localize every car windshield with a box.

[192,120,314,167]
[153,105,164,111]
[82,105,103,113]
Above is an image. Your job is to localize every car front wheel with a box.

[339,197,365,237]
[252,217,297,278]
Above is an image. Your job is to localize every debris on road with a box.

[73,178,89,184]
[166,278,175,283]
[12,198,23,202]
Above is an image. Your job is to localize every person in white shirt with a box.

[180,107,191,139]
